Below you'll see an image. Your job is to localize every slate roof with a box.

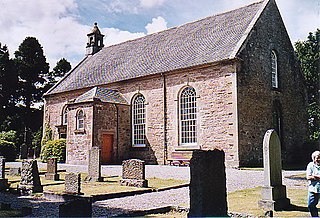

[73,87,129,105]
[46,0,268,96]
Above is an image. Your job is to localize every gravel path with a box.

[2,162,307,217]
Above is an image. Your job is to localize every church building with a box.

[43,0,308,167]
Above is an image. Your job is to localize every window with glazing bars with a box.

[77,110,84,129]
[271,50,278,88]
[132,94,146,146]
[63,108,68,125]
[180,87,197,144]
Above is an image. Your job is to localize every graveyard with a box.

[0,130,312,217]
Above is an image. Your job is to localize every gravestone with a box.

[59,198,92,217]
[258,129,290,211]
[65,173,81,194]
[17,159,43,195]
[188,149,228,217]
[9,167,21,176]
[119,159,148,188]
[0,157,9,191]
[45,157,59,181]
[85,147,102,182]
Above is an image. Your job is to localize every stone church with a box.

[43,0,307,167]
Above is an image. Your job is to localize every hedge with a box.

[0,140,16,161]
[41,139,66,163]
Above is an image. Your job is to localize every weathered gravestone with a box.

[188,149,228,217]
[120,159,148,188]
[85,147,102,182]
[65,173,82,194]
[18,159,43,195]
[258,129,290,211]
[45,157,59,181]
[0,157,9,191]
[59,198,92,217]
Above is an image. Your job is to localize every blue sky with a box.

[0,0,319,69]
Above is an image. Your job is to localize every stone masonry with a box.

[0,157,9,191]
[18,160,43,195]
[65,173,81,194]
[45,157,59,181]
[258,129,290,211]
[43,0,307,167]
[85,146,102,182]
[120,159,148,188]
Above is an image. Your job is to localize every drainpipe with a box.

[115,104,119,163]
[162,73,168,165]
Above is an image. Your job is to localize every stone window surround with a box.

[131,93,146,148]
[178,86,198,148]
[62,105,68,126]
[75,109,85,133]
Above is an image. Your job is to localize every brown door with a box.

[101,134,113,164]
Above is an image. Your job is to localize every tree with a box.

[14,37,49,158]
[295,29,320,141]
[46,58,71,89]
[0,43,17,112]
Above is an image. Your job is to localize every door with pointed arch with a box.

[101,134,113,164]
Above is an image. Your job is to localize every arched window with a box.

[132,94,146,147]
[62,107,68,125]
[76,110,84,130]
[179,87,197,145]
[271,50,278,88]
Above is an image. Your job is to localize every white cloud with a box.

[139,0,166,8]
[0,0,85,69]
[103,28,146,46]
[145,16,168,34]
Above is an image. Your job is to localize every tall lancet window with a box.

[271,50,279,88]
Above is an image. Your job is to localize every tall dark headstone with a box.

[45,157,59,180]
[188,150,228,217]
[18,159,43,195]
[258,129,290,211]
[0,157,9,191]
[65,173,81,194]
[85,147,102,182]
[120,159,148,188]
[59,199,92,217]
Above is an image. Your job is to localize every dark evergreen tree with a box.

[46,58,71,89]
[0,43,17,112]
[295,29,320,141]
[14,37,49,158]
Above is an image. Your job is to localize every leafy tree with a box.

[14,37,49,157]
[295,29,320,141]
[46,58,71,89]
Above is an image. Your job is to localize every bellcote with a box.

[86,22,105,56]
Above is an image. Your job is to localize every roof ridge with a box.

[99,0,265,51]
[229,0,270,58]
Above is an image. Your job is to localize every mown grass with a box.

[0,210,21,217]
[6,171,188,196]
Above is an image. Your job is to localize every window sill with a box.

[175,144,200,151]
[74,129,85,134]
[271,87,282,92]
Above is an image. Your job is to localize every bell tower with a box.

[86,22,104,56]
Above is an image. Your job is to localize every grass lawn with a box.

[6,171,188,196]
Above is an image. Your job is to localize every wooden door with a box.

[101,134,113,164]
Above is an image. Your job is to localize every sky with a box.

[0,0,319,70]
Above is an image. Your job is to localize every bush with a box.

[0,140,16,161]
[41,139,66,163]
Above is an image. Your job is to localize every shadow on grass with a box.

[283,204,309,212]
[42,181,65,187]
